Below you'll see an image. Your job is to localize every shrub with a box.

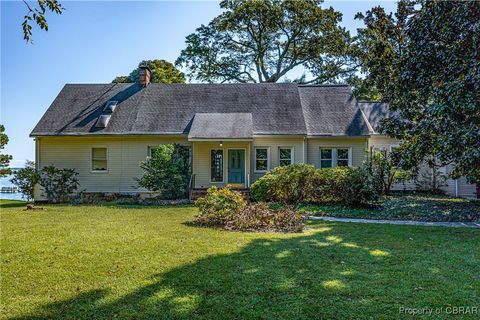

[251,164,317,203]
[225,203,304,233]
[10,160,39,201]
[251,165,379,206]
[39,166,79,203]
[194,186,304,232]
[137,144,191,199]
[194,186,246,226]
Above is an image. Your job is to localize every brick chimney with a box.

[138,64,151,87]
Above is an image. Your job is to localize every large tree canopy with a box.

[353,0,414,101]
[113,60,185,84]
[176,0,357,84]
[382,0,480,184]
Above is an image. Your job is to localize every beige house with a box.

[31,68,477,199]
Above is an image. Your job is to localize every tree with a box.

[353,0,415,100]
[22,0,65,44]
[10,160,40,201]
[112,60,185,84]
[39,166,79,203]
[176,0,358,84]
[0,125,12,176]
[137,144,191,199]
[382,1,480,185]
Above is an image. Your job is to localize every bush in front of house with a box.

[194,186,247,226]
[194,186,304,232]
[250,164,317,203]
[251,164,379,206]
[137,143,191,199]
[39,165,80,203]
[10,160,40,201]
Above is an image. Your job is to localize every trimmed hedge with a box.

[251,164,378,206]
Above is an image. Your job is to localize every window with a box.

[320,148,333,168]
[211,149,224,182]
[92,148,107,171]
[320,148,351,168]
[254,147,269,172]
[279,147,293,166]
[337,148,349,167]
[148,146,158,158]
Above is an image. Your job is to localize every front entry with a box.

[228,149,245,184]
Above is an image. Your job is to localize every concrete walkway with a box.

[309,216,480,228]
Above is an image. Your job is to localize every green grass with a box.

[301,194,480,222]
[1,200,479,319]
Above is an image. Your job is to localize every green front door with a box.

[228,149,245,184]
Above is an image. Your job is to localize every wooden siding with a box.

[34,136,189,199]
[251,136,305,182]
[307,137,368,168]
[192,141,251,188]
[368,135,477,197]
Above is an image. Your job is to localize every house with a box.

[31,66,477,200]
[359,102,477,198]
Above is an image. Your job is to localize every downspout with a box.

[303,136,307,163]
[455,179,459,197]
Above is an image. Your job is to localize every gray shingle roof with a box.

[188,113,253,139]
[31,83,371,137]
[299,85,370,136]
[358,102,391,133]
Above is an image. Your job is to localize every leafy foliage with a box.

[113,60,185,84]
[39,166,79,203]
[0,125,12,176]
[176,0,357,84]
[353,0,414,100]
[414,164,447,194]
[22,0,64,44]
[195,187,303,232]
[195,186,247,226]
[10,160,40,201]
[381,1,480,184]
[137,144,191,199]
[251,164,378,206]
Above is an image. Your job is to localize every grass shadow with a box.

[10,221,478,319]
[0,200,27,208]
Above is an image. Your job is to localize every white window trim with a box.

[91,147,108,173]
[254,146,270,173]
[210,148,225,183]
[319,147,352,168]
[336,147,352,167]
[389,145,400,153]
[319,147,333,168]
[147,146,159,158]
[278,146,294,166]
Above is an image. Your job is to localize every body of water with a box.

[0,174,25,201]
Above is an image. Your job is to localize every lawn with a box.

[301,194,480,222]
[1,200,479,319]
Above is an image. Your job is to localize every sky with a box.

[1,0,397,168]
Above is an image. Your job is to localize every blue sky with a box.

[1,0,397,167]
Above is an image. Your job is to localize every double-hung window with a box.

[92,148,108,172]
[320,148,333,168]
[211,149,224,182]
[279,147,293,166]
[254,147,269,172]
[336,148,349,167]
[320,148,351,168]
[148,146,158,158]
